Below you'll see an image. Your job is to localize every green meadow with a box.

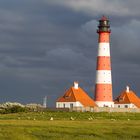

[0,112,140,140]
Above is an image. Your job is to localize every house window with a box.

[118,105,120,108]
[119,97,124,102]
[104,104,108,107]
[58,104,60,108]
[70,103,73,108]
[125,105,128,108]
[63,103,65,108]
[64,95,70,98]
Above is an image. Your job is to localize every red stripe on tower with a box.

[95,16,114,107]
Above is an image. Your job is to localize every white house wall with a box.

[95,101,114,107]
[114,103,137,108]
[56,101,83,108]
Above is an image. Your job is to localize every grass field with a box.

[0,111,140,140]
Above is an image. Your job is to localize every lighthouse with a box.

[95,16,114,107]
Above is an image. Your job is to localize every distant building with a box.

[56,82,97,108]
[43,96,47,108]
[114,86,140,108]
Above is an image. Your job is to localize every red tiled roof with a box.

[114,89,140,108]
[57,86,97,107]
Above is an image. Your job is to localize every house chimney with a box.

[74,82,78,89]
[126,86,130,93]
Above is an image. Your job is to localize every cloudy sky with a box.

[0,0,140,106]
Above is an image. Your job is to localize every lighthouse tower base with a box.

[95,101,114,108]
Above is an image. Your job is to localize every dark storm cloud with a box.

[48,0,140,16]
[0,0,139,106]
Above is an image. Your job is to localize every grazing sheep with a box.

[88,117,93,120]
[50,117,54,121]
[70,117,74,121]
[110,119,116,121]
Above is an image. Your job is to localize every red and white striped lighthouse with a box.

[95,16,114,107]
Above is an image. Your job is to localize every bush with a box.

[0,106,28,114]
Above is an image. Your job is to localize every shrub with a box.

[1,106,28,114]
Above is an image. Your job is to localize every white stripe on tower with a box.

[98,43,110,56]
[95,16,114,108]
[96,70,112,84]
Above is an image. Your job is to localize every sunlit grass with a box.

[0,112,140,140]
